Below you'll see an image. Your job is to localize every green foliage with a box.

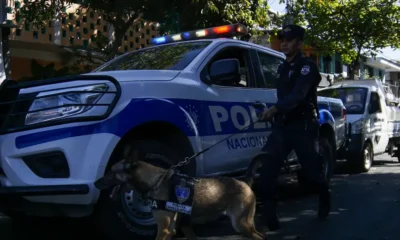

[19,59,71,82]
[292,0,400,77]
[17,0,273,69]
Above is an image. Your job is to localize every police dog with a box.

[94,146,266,240]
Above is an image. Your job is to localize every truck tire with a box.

[350,142,373,173]
[93,139,196,240]
[297,136,334,191]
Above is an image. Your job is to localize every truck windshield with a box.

[318,87,368,114]
[95,41,212,72]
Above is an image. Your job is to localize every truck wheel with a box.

[93,139,195,240]
[350,142,373,173]
[297,136,334,191]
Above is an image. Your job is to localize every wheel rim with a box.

[121,186,155,226]
[364,146,372,170]
[119,152,171,227]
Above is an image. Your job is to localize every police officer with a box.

[258,24,331,231]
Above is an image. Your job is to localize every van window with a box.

[369,92,382,114]
[318,87,368,114]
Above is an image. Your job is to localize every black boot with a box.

[318,188,331,219]
[263,201,281,231]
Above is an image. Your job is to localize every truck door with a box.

[368,91,389,154]
[199,43,279,175]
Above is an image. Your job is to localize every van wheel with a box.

[93,140,196,240]
[297,136,333,191]
[350,142,373,173]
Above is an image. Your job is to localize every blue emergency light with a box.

[150,24,249,45]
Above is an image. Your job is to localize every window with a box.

[257,51,283,88]
[25,23,30,31]
[76,32,81,39]
[202,46,251,87]
[62,30,66,37]
[124,35,128,41]
[96,41,211,72]
[97,19,101,25]
[141,33,145,38]
[369,92,382,114]
[69,37,74,44]
[91,35,96,41]
[89,12,94,18]
[33,31,38,39]
[83,39,89,48]
[135,37,139,43]
[146,29,150,35]
[48,21,52,27]
[76,20,80,27]
[135,25,139,32]
[141,21,145,28]
[69,13,74,20]
[16,29,21,36]
[146,39,149,45]
[83,28,88,34]
[62,17,66,24]
[49,34,52,41]
[83,16,87,22]
[124,46,128,52]
[69,24,73,32]
[130,42,133,48]
[129,31,133,37]
[151,25,155,31]
[90,23,94,30]
[41,27,46,34]
[103,25,108,31]
[318,87,368,114]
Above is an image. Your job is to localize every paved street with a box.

[1,154,400,240]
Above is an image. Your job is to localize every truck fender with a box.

[319,109,335,128]
[111,98,200,138]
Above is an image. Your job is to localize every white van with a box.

[318,79,400,172]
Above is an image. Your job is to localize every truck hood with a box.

[83,70,181,82]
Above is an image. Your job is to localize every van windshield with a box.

[95,41,212,72]
[318,87,368,114]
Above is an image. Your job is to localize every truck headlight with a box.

[25,84,109,125]
[350,118,365,134]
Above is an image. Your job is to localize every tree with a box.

[291,0,400,79]
[17,0,273,69]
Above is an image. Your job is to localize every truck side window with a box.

[257,51,283,89]
[369,92,382,114]
[205,46,251,87]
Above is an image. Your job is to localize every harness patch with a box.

[165,174,196,215]
[301,65,310,75]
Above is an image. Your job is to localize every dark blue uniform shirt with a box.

[274,52,322,129]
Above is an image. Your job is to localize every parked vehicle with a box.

[318,79,400,172]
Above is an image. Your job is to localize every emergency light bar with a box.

[150,24,249,45]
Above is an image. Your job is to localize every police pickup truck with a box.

[318,79,400,172]
[0,24,345,240]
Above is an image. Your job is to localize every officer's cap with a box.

[278,24,305,41]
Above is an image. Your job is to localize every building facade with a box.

[5,0,158,80]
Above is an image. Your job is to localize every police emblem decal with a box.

[175,185,190,203]
[301,65,310,75]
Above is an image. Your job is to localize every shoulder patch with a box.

[301,65,310,75]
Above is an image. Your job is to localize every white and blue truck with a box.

[318,79,400,172]
[0,24,346,240]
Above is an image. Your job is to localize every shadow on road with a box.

[1,160,399,240]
